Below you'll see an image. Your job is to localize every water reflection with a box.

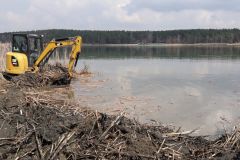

[52,46,240,136]
[52,46,240,60]
[83,46,240,60]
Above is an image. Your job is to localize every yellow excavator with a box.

[2,33,82,80]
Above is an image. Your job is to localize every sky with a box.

[0,0,240,32]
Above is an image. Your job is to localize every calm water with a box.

[59,46,240,135]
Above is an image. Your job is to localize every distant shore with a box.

[84,43,240,47]
[1,42,240,48]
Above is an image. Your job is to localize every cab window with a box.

[12,35,28,53]
[28,37,40,66]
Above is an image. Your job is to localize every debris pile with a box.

[11,64,71,87]
[0,84,240,159]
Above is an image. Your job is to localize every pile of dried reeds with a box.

[11,64,71,87]
[0,83,239,159]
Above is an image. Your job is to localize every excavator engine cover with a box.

[5,52,28,75]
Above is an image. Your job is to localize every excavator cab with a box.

[12,34,43,67]
[5,34,43,75]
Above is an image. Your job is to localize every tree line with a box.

[0,29,240,44]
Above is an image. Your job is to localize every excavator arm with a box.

[33,36,82,77]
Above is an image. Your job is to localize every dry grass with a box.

[75,63,92,77]
[0,43,10,72]
[80,63,91,74]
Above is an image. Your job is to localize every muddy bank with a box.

[0,79,239,160]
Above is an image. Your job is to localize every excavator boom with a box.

[33,36,82,77]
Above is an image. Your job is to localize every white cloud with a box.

[125,0,240,12]
[0,0,240,32]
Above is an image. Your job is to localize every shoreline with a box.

[1,42,240,47]
[83,43,240,47]
[0,76,240,159]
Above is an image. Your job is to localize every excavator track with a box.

[2,72,14,81]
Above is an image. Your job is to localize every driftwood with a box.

[98,112,124,141]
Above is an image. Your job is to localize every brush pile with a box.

[10,64,71,87]
[0,82,240,160]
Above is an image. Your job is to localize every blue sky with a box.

[0,0,240,32]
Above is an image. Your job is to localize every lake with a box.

[28,45,240,135]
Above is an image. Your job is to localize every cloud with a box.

[0,0,240,32]
[125,0,240,12]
